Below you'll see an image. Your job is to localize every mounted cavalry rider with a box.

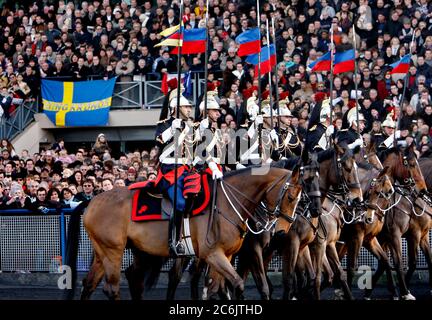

[372,116,402,158]
[155,89,193,256]
[275,98,302,159]
[194,89,224,173]
[305,98,334,153]
[335,105,366,152]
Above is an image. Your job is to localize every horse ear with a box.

[379,165,390,177]
[334,142,344,155]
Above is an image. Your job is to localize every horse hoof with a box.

[363,296,371,301]
[392,296,399,301]
[334,289,344,300]
[291,297,297,300]
[402,292,416,300]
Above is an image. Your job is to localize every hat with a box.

[278,105,292,117]
[97,133,105,139]
[382,117,396,129]
[246,96,259,120]
[169,95,192,108]
[314,91,327,103]
[199,91,220,112]
[319,99,332,123]
[346,105,365,127]
[261,105,273,118]
[113,8,121,15]
[128,167,136,174]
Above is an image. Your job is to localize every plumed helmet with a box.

[347,105,365,127]
[246,96,259,120]
[319,98,332,123]
[278,105,293,117]
[199,91,220,112]
[382,117,396,129]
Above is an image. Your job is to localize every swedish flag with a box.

[41,77,117,127]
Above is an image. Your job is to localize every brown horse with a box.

[65,163,304,300]
[337,146,395,296]
[366,143,429,300]
[257,142,365,300]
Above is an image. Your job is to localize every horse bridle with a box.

[298,161,322,216]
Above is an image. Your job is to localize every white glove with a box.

[171,118,182,130]
[395,130,401,139]
[209,162,223,180]
[200,118,209,131]
[348,138,363,149]
[270,129,278,143]
[236,162,246,170]
[326,125,334,136]
[255,115,263,125]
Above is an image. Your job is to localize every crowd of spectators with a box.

[1,0,432,210]
[0,134,160,212]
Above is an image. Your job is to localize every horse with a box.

[164,142,362,300]
[365,142,429,300]
[239,144,362,298]
[164,152,323,300]
[286,146,393,300]
[64,162,304,300]
[336,144,395,297]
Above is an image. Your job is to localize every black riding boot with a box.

[168,210,186,257]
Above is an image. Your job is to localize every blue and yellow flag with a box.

[41,77,117,127]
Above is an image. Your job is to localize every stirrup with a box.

[169,241,186,257]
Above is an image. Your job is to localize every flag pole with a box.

[353,25,360,134]
[396,31,415,132]
[256,0,262,159]
[271,16,280,129]
[266,18,273,129]
[329,24,335,132]
[203,0,209,119]
[172,0,184,249]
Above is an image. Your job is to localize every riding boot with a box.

[168,210,186,257]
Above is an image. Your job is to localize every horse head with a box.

[299,152,322,218]
[364,166,394,224]
[333,141,363,203]
[402,142,428,194]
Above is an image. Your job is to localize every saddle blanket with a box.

[129,172,212,222]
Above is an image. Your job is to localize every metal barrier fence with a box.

[0,210,431,273]
[0,99,39,141]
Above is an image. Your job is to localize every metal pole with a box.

[257,0,262,159]
[266,19,273,129]
[329,25,335,128]
[203,0,209,119]
[353,25,360,133]
[271,17,280,129]
[173,0,184,234]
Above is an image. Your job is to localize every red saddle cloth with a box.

[128,171,212,222]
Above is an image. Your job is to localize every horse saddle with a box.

[129,172,212,222]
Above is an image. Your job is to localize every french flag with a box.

[245,44,277,76]
[308,51,331,72]
[235,28,261,57]
[170,28,206,54]
[333,49,355,74]
[390,54,411,74]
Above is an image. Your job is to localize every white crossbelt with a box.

[181,218,195,256]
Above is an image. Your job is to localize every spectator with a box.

[74,179,95,201]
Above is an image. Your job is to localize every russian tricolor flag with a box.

[308,51,331,72]
[245,44,277,76]
[235,28,261,57]
[390,54,411,74]
[333,49,355,74]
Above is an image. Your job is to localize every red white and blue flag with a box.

[155,27,206,55]
[235,28,261,57]
[389,54,411,74]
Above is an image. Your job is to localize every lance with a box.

[266,18,273,129]
[257,0,262,159]
[353,25,360,134]
[173,0,184,237]
[329,24,335,127]
[271,16,280,129]
[203,0,210,119]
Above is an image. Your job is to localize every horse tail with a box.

[64,200,90,300]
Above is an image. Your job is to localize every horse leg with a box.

[419,235,432,295]
[81,254,104,300]
[190,258,205,300]
[326,243,354,300]
[206,251,244,300]
[363,238,397,299]
[248,242,270,300]
[282,237,300,300]
[320,252,334,291]
[346,233,363,288]
[101,248,124,300]
[298,247,317,300]
[387,235,415,300]
[405,231,421,287]
[124,251,151,301]
[310,241,325,300]
[167,258,189,300]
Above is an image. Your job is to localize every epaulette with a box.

[156,119,168,124]
[309,125,317,131]
[339,128,348,132]
[374,133,383,136]
[240,124,249,128]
